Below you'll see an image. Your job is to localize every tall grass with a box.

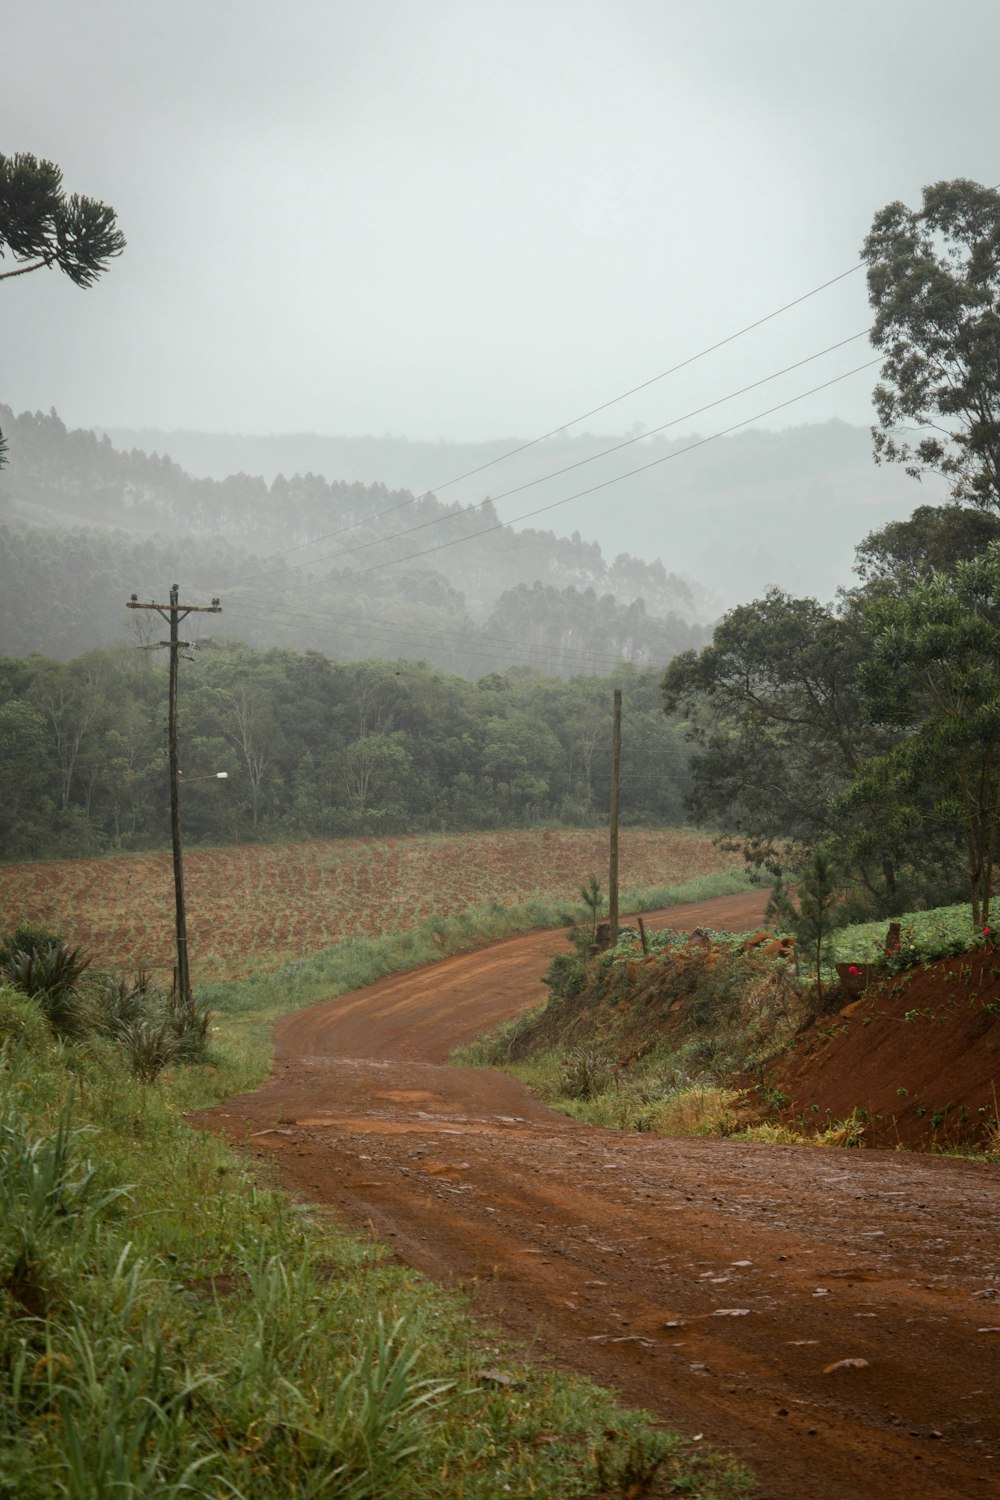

[0,937,755,1500]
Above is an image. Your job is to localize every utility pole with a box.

[127,585,221,1012]
[609,687,622,946]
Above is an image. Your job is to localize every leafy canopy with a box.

[844,539,1000,926]
[863,177,1000,509]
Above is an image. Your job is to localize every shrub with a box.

[543,950,589,1002]
[0,920,64,968]
[0,942,91,1039]
[0,986,52,1061]
[85,972,212,1079]
[559,1047,620,1100]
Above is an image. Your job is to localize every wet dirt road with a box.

[194,892,1000,1499]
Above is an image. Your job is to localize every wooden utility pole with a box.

[127,585,221,1012]
[609,687,622,946]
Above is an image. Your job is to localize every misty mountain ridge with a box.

[0,406,936,672]
[97,417,935,608]
[0,405,707,673]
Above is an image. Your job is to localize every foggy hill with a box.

[98,419,937,608]
[0,406,707,673]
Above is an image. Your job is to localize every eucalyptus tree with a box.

[863,178,1000,510]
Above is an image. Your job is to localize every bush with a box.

[0,942,91,1039]
[0,986,52,1062]
[84,972,212,1080]
[559,1047,620,1100]
[0,920,64,968]
[542,950,589,1002]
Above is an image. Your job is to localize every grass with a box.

[0,861,760,1499]
[829,902,991,970]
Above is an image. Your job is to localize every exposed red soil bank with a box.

[193,892,1000,1500]
[764,953,1000,1151]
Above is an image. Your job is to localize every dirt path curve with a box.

[194,892,1000,1499]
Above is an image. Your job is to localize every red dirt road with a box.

[195,893,1000,1499]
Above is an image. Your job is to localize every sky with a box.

[3,0,999,458]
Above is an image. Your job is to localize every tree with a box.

[0,152,124,467]
[863,178,1000,510]
[853,503,1000,592]
[661,591,896,892]
[844,541,1000,929]
[768,850,847,1008]
[0,152,125,286]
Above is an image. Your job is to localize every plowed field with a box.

[0,828,735,979]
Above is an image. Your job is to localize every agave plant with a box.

[88,971,210,1079]
[1,943,91,1039]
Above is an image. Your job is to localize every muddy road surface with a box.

[195,892,1000,1499]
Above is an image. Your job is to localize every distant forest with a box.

[0,406,707,676]
[102,417,926,610]
[0,644,689,859]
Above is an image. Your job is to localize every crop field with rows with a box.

[0,828,734,982]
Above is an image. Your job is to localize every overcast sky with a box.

[3,0,999,452]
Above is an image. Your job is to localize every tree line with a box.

[665,178,1000,926]
[0,647,691,859]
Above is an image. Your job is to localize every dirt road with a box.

[195,892,1000,1499]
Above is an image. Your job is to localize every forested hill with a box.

[0,406,708,674]
[98,418,928,609]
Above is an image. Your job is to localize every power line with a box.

[251,329,871,578]
[245,262,866,570]
[205,352,879,666]
[286,356,883,586]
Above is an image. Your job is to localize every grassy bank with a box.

[0,872,758,1499]
[455,902,1000,1155]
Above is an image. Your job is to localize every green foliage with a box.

[829,903,992,969]
[0,943,91,1040]
[0,917,210,1078]
[0,987,52,1060]
[854,503,1000,589]
[0,153,125,288]
[578,871,603,944]
[0,921,64,969]
[0,642,695,857]
[863,178,1000,510]
[543,949,590,1002]
[83,972,211,1081]
[0,155,124,476]
[846,541,1000,926]
[662,588,893,889]
[768,851,847,1004]
[558,1047,621,1100]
